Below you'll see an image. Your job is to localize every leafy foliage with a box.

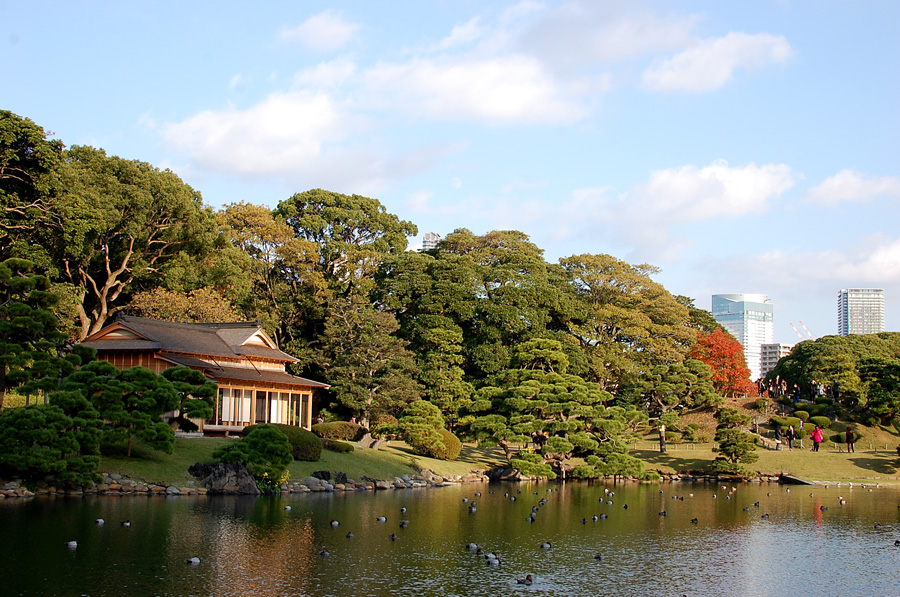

[712,407,758,476]
[690,327,755,397]
[215,424,294,485]
[0,403,101,486]
[161,366,217,432]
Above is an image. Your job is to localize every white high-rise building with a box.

[421,232,441,251]
[711,293,774,381]
[760,343,794,378]
[838,288,884,336]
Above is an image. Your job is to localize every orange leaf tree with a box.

[690,328,756,398]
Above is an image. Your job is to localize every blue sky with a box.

[4,1,898,344]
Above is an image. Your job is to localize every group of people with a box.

[772,423,856,453]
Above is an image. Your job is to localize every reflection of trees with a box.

[173,497,317,596]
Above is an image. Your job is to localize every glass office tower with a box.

[712,293,774,381]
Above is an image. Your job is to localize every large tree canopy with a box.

[38,146,218,339]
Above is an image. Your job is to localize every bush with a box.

[323,439,355,453]
[771,416,801,429]
[815,397,833,406]
[371,413,398,428]
[809,416,832,429]
[665,431,682,444]
[408,428,462,461]
[311,421,367,441]
[640,470,661,482]
[793,410,810,421]
[215,424,293,488]
[243,423,322,461]
[804,404,826,417]
[831,431,862,443]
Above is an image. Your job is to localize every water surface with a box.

[1,481,898,596]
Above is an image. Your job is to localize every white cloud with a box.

[162,92,347,176]
[806,169,900,204]
[365,55,589,124]
[643,32,792,92]
[229,73,244,90]
[292,59,357,89]
[279,10,361,52]
[435,18,483,51]
[636,159,796,221]
[161,92,456,194]
[521,1,696,69]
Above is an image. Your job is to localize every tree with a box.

[416,326,473,423]
[559,254,695,391]
[37,145,219,339]
[275,189,417,298]
[464,339,635,479]
[690,328,755,397]
[218,202,327,349]
[711,407,758,476]
[61,360,178,457]
[213,424,293,490]
[161,366,217,432]
[396,399,447,457]
[858,357,900,424]
[0,258,78,407]
[319,296,421,426]
[0,403,101,486]
[0,110,63,263]
[128,287,240,323]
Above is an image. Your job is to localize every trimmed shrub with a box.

[793,410,810,421]
[831,431,862,443]
[640,470,661,482]
[323,439,355,453]
[665,431,682,444]
[371,413,398,428]
[243,423,322,462]
[215,424,293,487]
[311,421,367,441]
[410,428,462,461]
[771,416,801,429]
[815,397,833,406]
[809,416,832,429]
[804,404,826,417]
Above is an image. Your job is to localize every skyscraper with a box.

[838,288,884,336]
[421,232,441,251]
[711,293,774,381]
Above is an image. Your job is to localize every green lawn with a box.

[98,435,900,488]
[634,441,900,485]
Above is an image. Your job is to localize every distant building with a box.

[838,288,884,336]
[760,343,794,378]
[712,293,774,381]
[421,232,441,251]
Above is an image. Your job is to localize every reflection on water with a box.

[1,482,899,596]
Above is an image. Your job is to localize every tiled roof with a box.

[160,353,328,389]
[81,315,298,363]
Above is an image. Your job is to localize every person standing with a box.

[845,425,855,453]
[773,426,783,450]
[785,425,797,451]
[811,425,824,452]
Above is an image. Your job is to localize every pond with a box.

[1,481,899,596]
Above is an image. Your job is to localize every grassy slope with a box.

[99,423,900,488]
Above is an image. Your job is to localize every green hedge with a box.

[809,416,832,429]
[242,423,321,461]
[815,397,833,406]
[793,410,810,421]
[431,429,462,460]
[772,416,801,429]
[830,431,862,443]
[311,421,367,441]
[322,439,355,453]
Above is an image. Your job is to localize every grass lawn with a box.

[98,433,900,488]
[634,441,900,485]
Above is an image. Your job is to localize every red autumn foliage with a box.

[690,328,756,398]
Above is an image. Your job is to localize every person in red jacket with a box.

[811,425,824,452]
